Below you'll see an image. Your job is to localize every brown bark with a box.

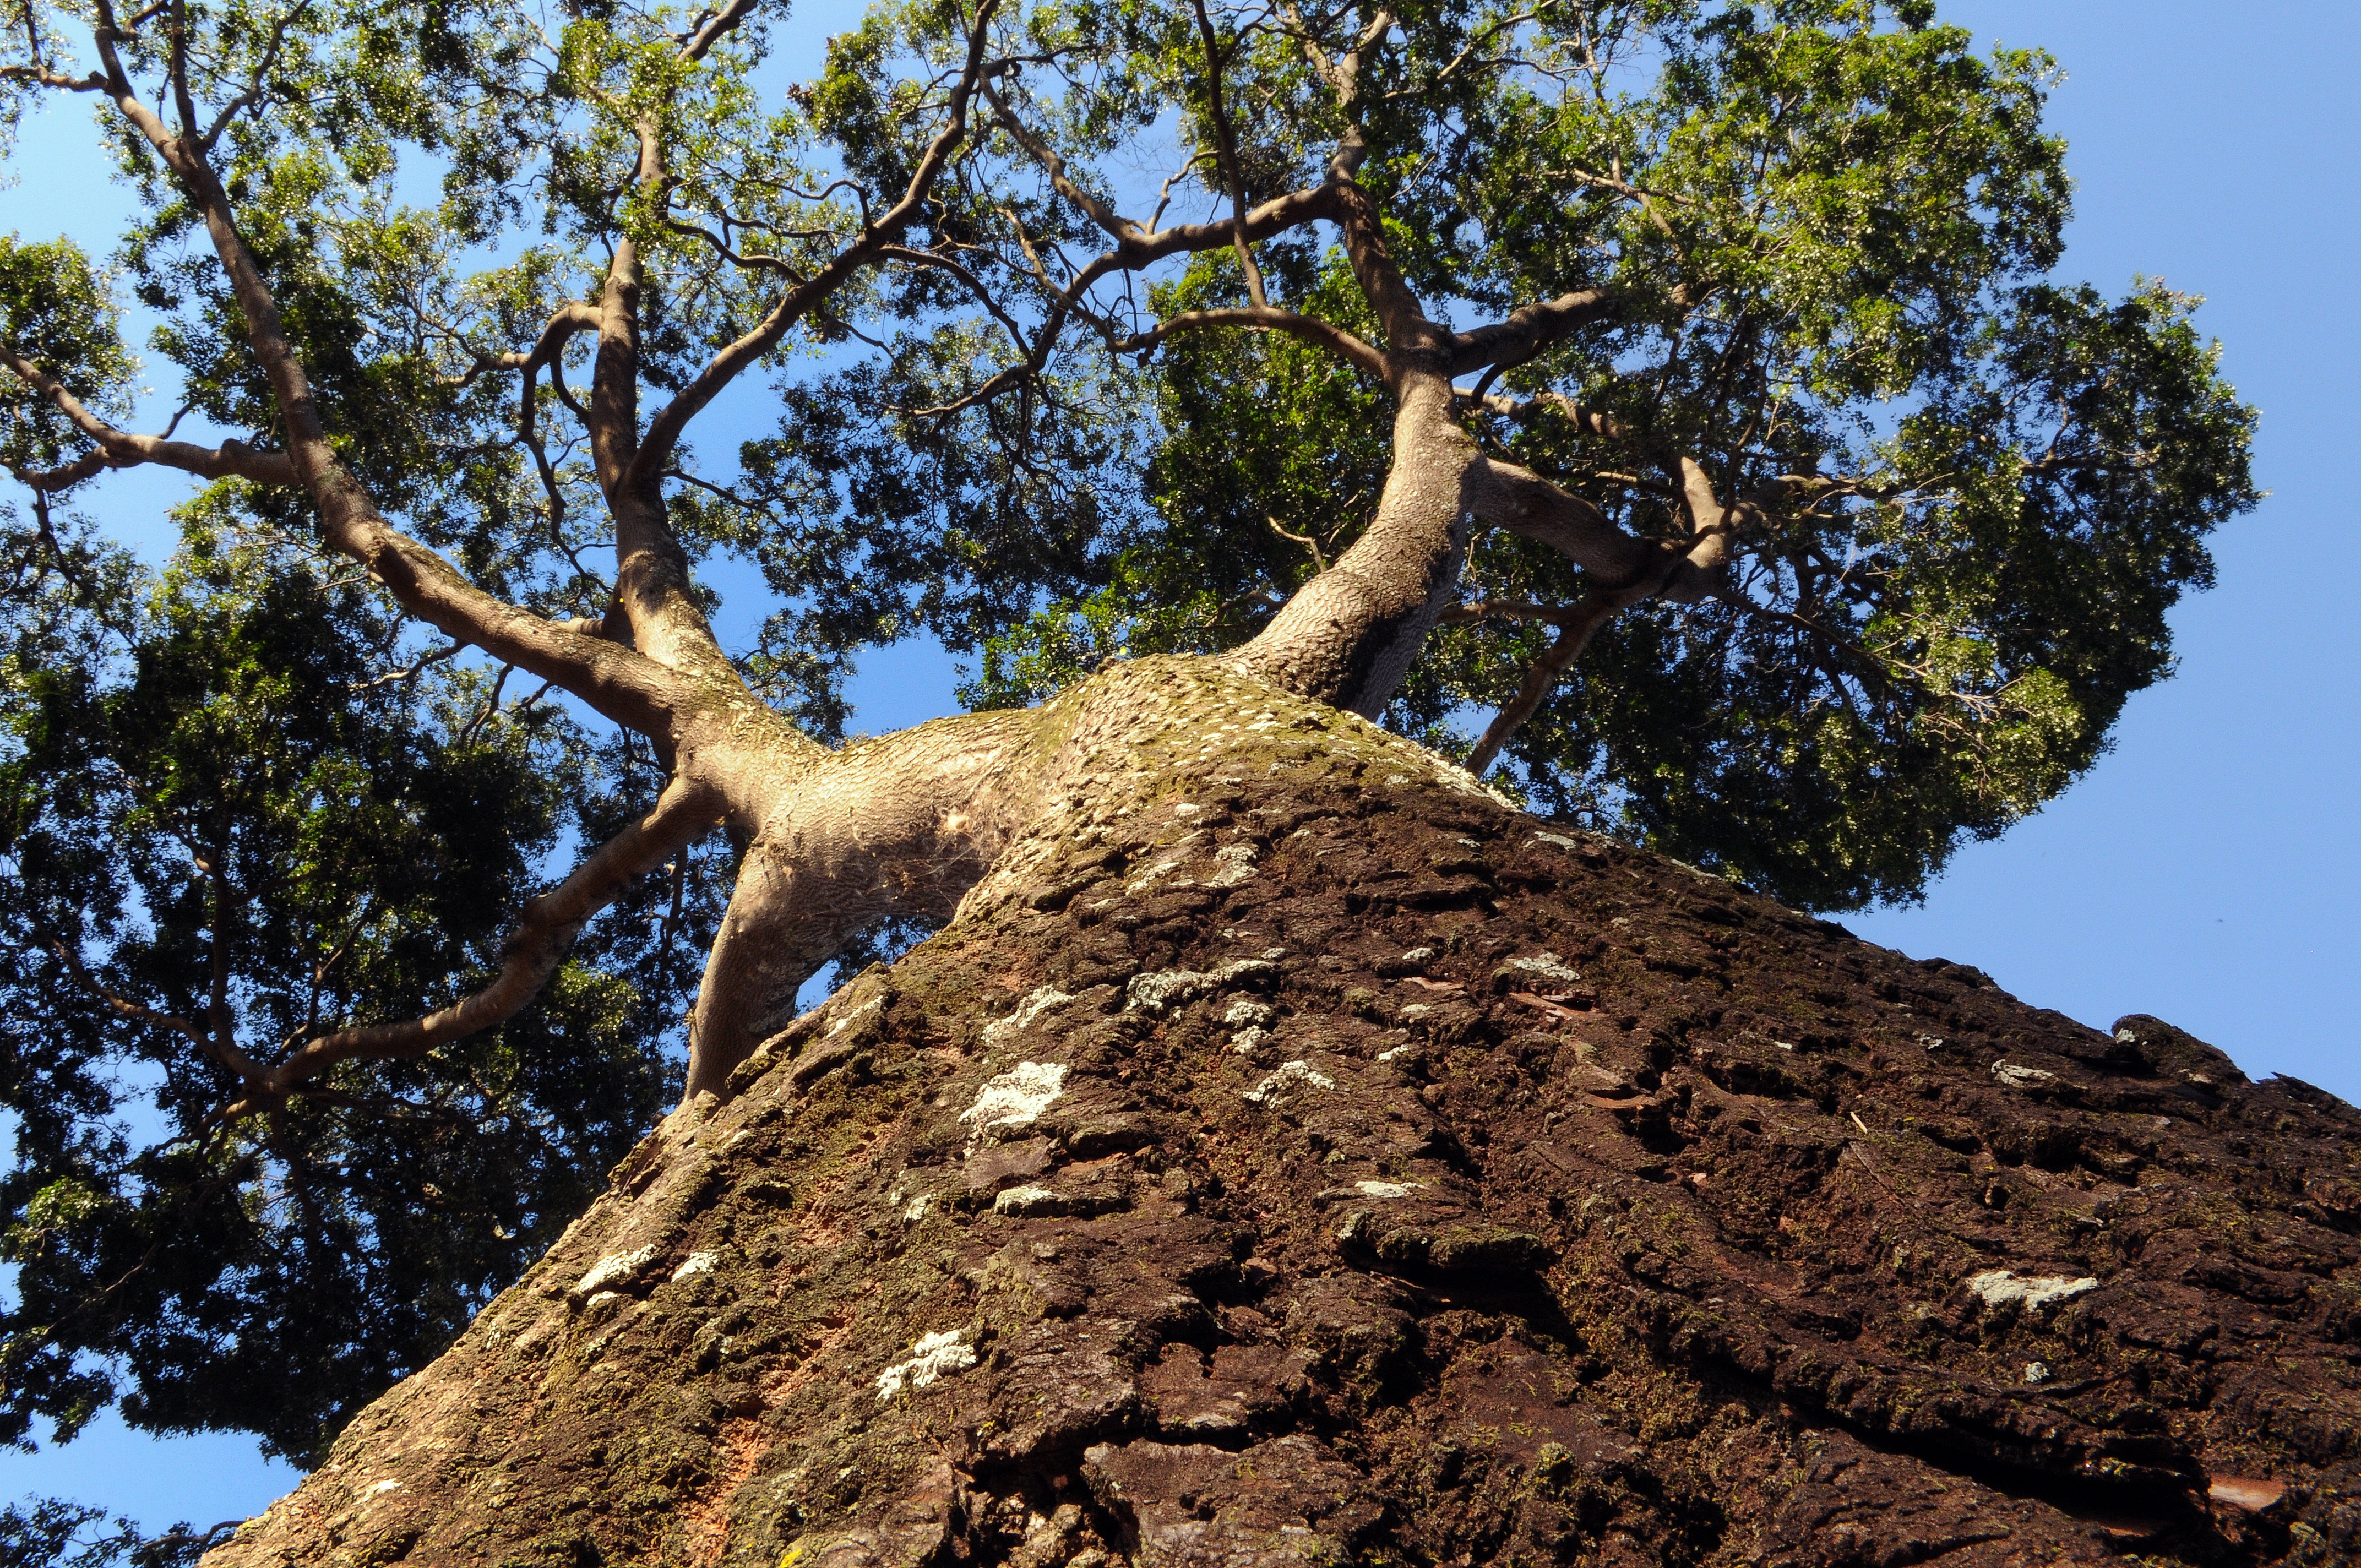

[209,658,2360,1568]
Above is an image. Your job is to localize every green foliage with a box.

[0,236,134,473]
[0,507,722,1461]
[0,1496,224,1568]
[959,0,2256,908]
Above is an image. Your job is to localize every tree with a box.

[0,0,2286,1555]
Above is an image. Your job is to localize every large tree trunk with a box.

[209,662,2358,1568]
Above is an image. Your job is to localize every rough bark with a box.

[208,658,2360,1568]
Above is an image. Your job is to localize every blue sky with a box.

[3,0,2355,1537]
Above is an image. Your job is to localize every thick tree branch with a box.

[1447,288,1619,375]
[1190,0,1269,309]
[1107,184,1340,264]
[496,301,602,378]
[1279,0,1395,167]
[1328,176,1444,365]
[682,699,1052,1099]
[0,346,300,487]
[587,136,660,500]
[242,776,719,1106]
[1465,454,1662,585]
[1468,389,1843,595]
[0,62,105,90]
[678,0,760,61]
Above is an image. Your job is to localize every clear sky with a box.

[2,0,2354,1539]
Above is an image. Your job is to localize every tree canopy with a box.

[0,0,2252,1497]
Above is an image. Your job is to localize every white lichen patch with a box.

[960,1061,1069,1136]
[1400,946,1437,965]
[1128,970,1205,1012]
[669,1250,719,1283]
[1127,959,1279,1014]
[572,1244,659,1300]
[1965,1270,2098,1311]
[1229,1026,1270,1055]
[1126,837,1203,893]
[825,995,884,1038]
[1992,1061,2058,1090]
[1377,1044,1416,1063]
[994,1184,1063,1216]
[904,1193,933,1224]
[983,987,1075,1049]
[1531,832,1583,850]
[1204,843,1259,888]
[1245,1060,1336,1107]
[1503,954,1584,986]
[875,1330,978,1401]
[1354,1179,1419,1199]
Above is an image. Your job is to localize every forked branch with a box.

[1462,428,1856,763]
[1190,0,1270,309]
[52,940,273,1085]
[80,0,694,737]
